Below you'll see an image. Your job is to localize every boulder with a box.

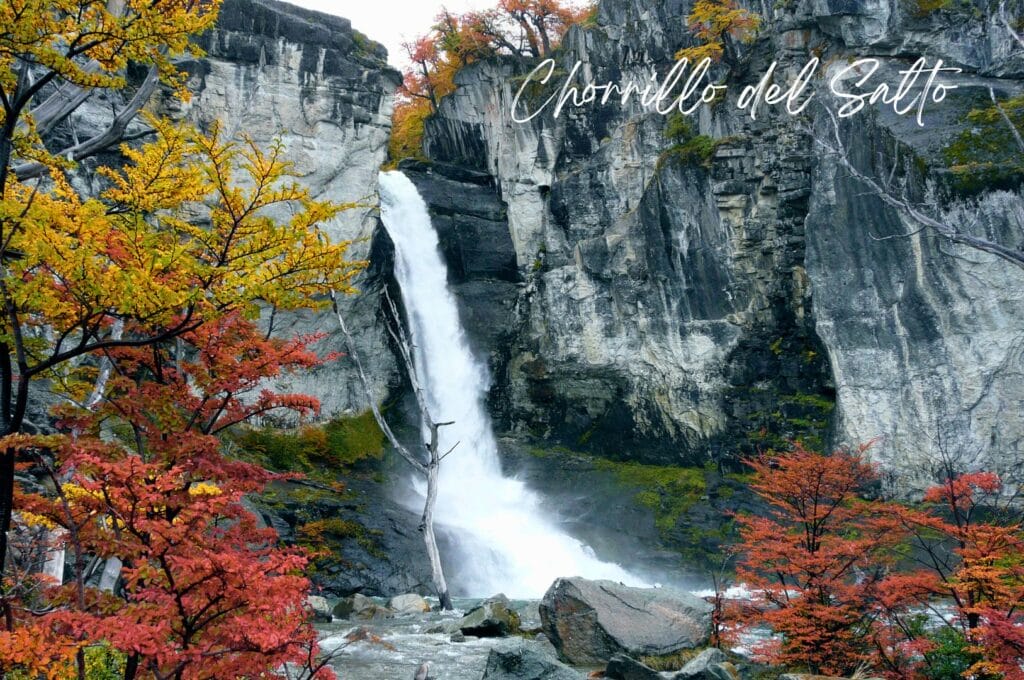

[672,649,729,679]
[388,593,431,614]
[539,578,713,665]
[460,594,521,637]
[703,663,740,680]
[481,642,582,680]
[604,654,664,680]
[332,593,392,620]
[306,595,333,623]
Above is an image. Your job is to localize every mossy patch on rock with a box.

[594,459,707,535]
[230,410,385,481]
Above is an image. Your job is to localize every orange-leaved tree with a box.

[732,443,908,675]
[880,467,1024,679]
[388,0,594,164]
[675,0,761,65]
[10,312,339,678]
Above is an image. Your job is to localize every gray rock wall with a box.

[417,0,1024,478]
[181,0,403,418]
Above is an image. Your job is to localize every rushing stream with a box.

[378,171,642,598]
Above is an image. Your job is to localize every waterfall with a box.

[378,171,643,598]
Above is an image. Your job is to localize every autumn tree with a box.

[0,0,362,579]
[0,0,365,676]
[7,313,338,678]
[389,0,593,164]
[732,443,907,675]
[675,0,761,65]
[879,459,1024,679]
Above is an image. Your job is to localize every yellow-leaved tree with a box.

[675,0,761,65]
[0,0,362,610]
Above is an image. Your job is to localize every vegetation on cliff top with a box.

[388,0,595,166]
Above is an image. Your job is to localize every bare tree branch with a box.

[329,289,425,476]
[809,107,1024,270]
[14,66,160,181]
[999,0,1024,50]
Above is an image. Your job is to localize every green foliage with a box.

[232,411,385,480]
[660,114,733,169]
[943,93,1024,192]
[83,644,127,680]
[664,113,697,144]
[595,459,706,534]
[921,626,983,680]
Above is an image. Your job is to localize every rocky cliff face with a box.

[180,0,403,417]
[412,0,1024,480]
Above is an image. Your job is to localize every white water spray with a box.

[379,171,642,598]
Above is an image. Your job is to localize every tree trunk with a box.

[422,423,452,610]
[0,448,14,585]
[331,290,455,610]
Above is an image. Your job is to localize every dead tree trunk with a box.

[330,289,455,610]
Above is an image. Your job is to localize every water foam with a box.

[379,170,643,598]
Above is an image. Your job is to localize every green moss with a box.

[324,411,386,465]
[910,0,951,15]
[231,410,384,480]
[639,648,701,671]
[943,93,1024,192]
[298,517,385,559]
[769,337,784,356]
[595,459,706,536]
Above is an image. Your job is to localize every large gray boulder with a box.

[460,594,521,637]
[332,593,393,620]
[539,578,713,665]
[480,641,583,680]
[673,649,730,679]
[388,593,431,614]
[305,595,333,623]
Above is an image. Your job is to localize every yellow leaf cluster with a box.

[675,0,761,63]
[0,115,363,378]
[0,0,221,96]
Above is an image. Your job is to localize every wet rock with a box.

[306,595,333,623]
[450,631,467,643]
[703,663,740,680]
[540,578,712,665]
[604,654,663,680]
[388,593,431,614]
[672,649,728,679]
[481,641,583,680]
[332,593,393,620]
[460,594,521,637]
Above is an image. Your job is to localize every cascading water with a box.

[379,171,643,598]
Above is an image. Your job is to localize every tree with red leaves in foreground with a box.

[879,463,1024,680]
[6,313,338,679]
[732,443,907,676]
